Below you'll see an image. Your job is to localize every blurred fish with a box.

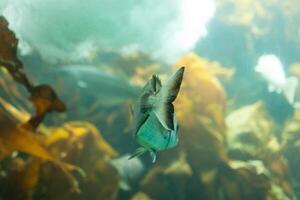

[255,54,298,107]
[110,154,144,191]
[129,67,185,162]
[38,65,139,107]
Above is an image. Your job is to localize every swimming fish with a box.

[36,65,139,107]
[255,54,298,106]
[110,154,145,190]
[129,67,185,162]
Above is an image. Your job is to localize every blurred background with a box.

[0,0,300,199]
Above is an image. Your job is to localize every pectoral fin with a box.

[128,147,147,160]
[149,149,157,163]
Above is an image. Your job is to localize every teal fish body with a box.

[129,67,185,162]
[136,112,178,151]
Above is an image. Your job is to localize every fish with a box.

[109,154,145,191]
[36,65,139,107]
[129,67,185,162]
[255,54,298,107]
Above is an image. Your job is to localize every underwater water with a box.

[1,0,300,199]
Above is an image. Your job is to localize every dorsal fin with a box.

[154,67,185,130]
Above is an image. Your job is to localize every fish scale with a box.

[137,112,178,151]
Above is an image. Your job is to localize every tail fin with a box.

[283,76,298,105]
[154,67,185,130]
[128,147,147,160]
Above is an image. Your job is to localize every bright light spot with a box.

[157,0,215,61]
[178,0,215,50]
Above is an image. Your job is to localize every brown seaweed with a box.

[0,16,65,131]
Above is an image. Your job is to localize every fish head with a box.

[141,74,162,96]
[132,74,164,132]
[151,74,162,94]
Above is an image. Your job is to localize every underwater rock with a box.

[218,160,293,200]
[226,101,275,160]
[218,160,271,200]
[225,102,295,199]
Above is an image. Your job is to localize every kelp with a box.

[173,53,230,173]
[131,192,152,200]
[0,16,30,87]
[218,160,271,200]
[0,15,83,197]
[225,101,274,160]
[289,63,300,78]
[225,102,294,199]
[174,52,230,130]
[0,89,121,199]
[35,121,119,200]
[217,160,292,200]
[281,111,300,197]
[215,0,300,39]
[0,16,66,131]
[0,102,83,197]
[1,6,300,199]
